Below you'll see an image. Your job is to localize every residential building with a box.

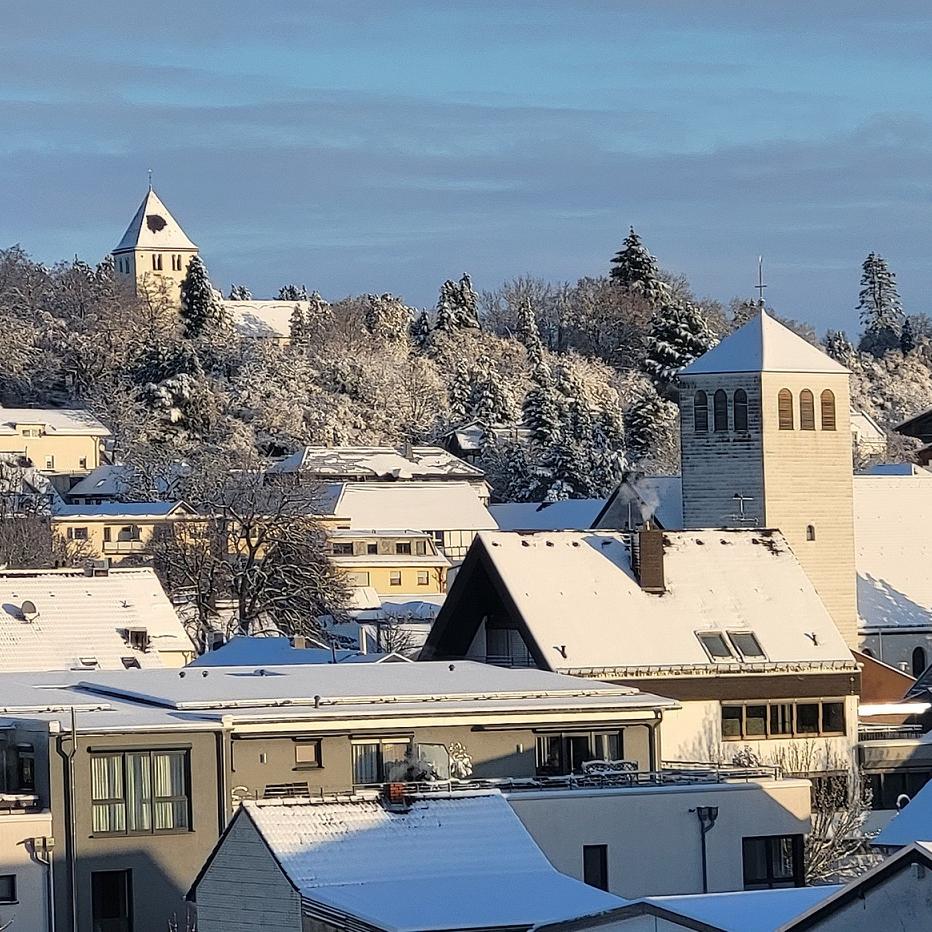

[422,527,860,777]
[444,419,532,464]
[849,408,887,458]
[491,498,606,531]
[326,528,449,596]
[872,773,932,850]
[0,406,110,476]
[52,501,196,563]
[188,792,625,932]
[225,299,312,341]
[0,566,195,670]
[677,310,858,648]
[66,463,185,505]
[0,662,811,931]
[0,804,55,932]
[113,186,198,306]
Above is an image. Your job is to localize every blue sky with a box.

[3,2,932,331]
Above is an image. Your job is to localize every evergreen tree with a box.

[278,284,309,301]
[625,386,676,462]
[471,355,518,426]
[857,253,904,357]
[448,360,473,422]
[289,303,311,348]
[823,329,857,365]
[901,317,917,355]
[228,284,252,300]
[409,310,431,349]
[364,293,412,341]
[435,274,481,333]
[643,301,717,391]
[516,298,545,368]
[610,227,669,306]
[179,256,226,340]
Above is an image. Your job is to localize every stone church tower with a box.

[112,186,198,307]
[677,310,858,648]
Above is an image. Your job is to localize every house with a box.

[66,462,186,504]
[491,498,606,531]
[0,662,811,931]
[113,185,198,306]
[780,841,932,930]
[0,406,110,476]
[422,527,859,776]
[188,791,626,932]
[0,566,195,670]
[226,299,311,341]
[850,408,887,458]
[444,419,532,463]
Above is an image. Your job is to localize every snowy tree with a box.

[228,284,252,300]
[610,228,669,307]
[180,256,227,340]
[643,301,717,392]
[824,329,857,366]
[625,385,679,472]
[516,298,545,368]
[409,310,431,349]
[278,284,309,301]
[435,274,481,333]
[901,317,917,355]
[471,355,518,426]
[364,293,413,341]
[857,253,904,357]
[289,303,311,347]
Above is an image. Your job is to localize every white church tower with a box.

[677,310,858,648]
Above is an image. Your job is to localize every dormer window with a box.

[697,631,735,661]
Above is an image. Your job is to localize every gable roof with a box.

[270,445,485,481]
[872,777,932,848]
[491,499,605,531]
[226,300,307,339]
[0,406,110,437]
[680,311,847,376]
[595,476,684,530]
[113,187,197,253]
[0,568,194,671]
[428,530,854,675]
[227,792,626,931]
[188,636,367,667]
[53,501,191,519]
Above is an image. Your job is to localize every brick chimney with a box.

[633,524,665,593]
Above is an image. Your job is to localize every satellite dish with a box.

[20,600,38,621]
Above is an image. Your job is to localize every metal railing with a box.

[858,724,924,742]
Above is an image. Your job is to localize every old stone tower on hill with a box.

[677,310,858,648]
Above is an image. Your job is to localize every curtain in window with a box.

[352,743,381,784]
[153,751,187,830]
[125,752,152,832]
[91,755,126,834]
[382,741,413,781]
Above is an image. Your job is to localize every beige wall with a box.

[0,428,102,473]
[116,248,196,307]
[0,811,53,932]
[860,630,932,675]
[508,779,812,898]
[338,563,446,595]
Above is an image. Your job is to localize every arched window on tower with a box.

[694,391,708,433]
[806,524,816,541]
[713,390,728,432]
[778,389,794,430]
[913,646,928,679]
[800,390,816,430]
[821,390,836,430]
[734,389,749,432]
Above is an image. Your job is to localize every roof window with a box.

[728,631,766,661]
[696,632,735,661]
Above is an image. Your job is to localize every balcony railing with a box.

[103,539,145,553]
[484,654,537,669]
[858,724,925,742]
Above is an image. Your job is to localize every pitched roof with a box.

[431,530,854,674]
[0,407,110,437]
[872,777,932,847]
[491,499,605,531]
[53,501,190,519]
[226,300,306,339]
[270,445,485,481]
[188,636,366,667]
[235,792,626,930]
[0,568,194,671]
[113,187,197,253]
[680,311,847,376]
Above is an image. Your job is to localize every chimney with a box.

[83,558,110,577]
[633,524,665,593]
[290,635,307,650]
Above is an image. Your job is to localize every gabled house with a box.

[0,405,110,476]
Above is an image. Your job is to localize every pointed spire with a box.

[113,187,197,253]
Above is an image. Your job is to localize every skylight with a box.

[729,631,766,661]
[696,632,734,661]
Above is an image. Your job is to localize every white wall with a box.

[860,630,932,676]
[0,811,53,932]
[507,779,811,899]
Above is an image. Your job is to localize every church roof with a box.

[680,310,847,376]
[114,187,197,253]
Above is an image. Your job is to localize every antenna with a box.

[147,168,153,191]
[755,256,767,307]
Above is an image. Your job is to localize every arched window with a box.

[913,646,927,679]
[778,389,794,430]
[799,390,815,430]
[862,647,874,658]
[806,524,816,541]
[733,389,749,432]
[713,390,728,432]
[821,390,836,431]
[694,391,708,433]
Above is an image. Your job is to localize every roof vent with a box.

[84,559,110,577]
[20,600,38,622]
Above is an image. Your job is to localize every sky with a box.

[3,2,932,332]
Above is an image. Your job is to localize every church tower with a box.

[677,310,858,648]
[112,186,198,307]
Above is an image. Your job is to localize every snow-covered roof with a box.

[873,774,932,847]
[113,187,197,252]
[226,300,307,339]
[336,481,496,532]
[446,530,854,674]
[0,406,110,437]
[189,636,370,667]
[231,792,626,930]
[491,499,605,531]
[269,445,485,481]
[596,476,684,530]
[0,568,194,671]
[53,501,190,519]
[680,310,847,376]
[850,407,887,445]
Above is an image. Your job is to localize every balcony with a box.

[859,724,925,742]
[103,539,146,554]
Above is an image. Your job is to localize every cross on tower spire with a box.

[755,256,767,307]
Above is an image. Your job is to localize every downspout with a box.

[33,836,55,932]
[67,709,77,932]
[691,806,719,894]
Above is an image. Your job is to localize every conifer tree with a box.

[625,385,676,463]
[278,284,309,301]
[610,227,669,306]
[643,301,716,391]
[448,360,473,422]
[901,317,917,355]
[409,310,432,349]
[857,252,904,357]
[364,293,412,341]
[435,274,481,333]
[289,303,311,348]
[824,329,857,365]
[471,355,518,426]
[228,284,252,300]
[179,255,226,340]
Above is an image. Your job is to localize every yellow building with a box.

[0,407,109,475]
[52,501,197,564]
[112,185,199,306]
[327,529,449,596]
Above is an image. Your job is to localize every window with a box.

[744,705,767,738]
[697,631,735,661]
[294,739,322,768]
[769,704,793,736]
[536,731,624,776]
[171,254,182,271]
[806,524,816,541]
[914,647,928,679]
[722,706,743,739]
[0,875,15,904]
[723,701,845,740]
[415,539,427,556]
[79,457,87,469]
[799,390,815,430]
[91,750,190,834]
[583,845,609,891]
[390,571,402,586]
[693,391,709,433]
[345,571,370,587]
[367,543,378,555]
[92,869,132,932]
[151,253,163,271]
[331,542,354,555]
[778,389,794,429]
[728,632,766,661]
[713,390,728,432]
[743,835,803,889]
[733,389,749,432]
[821,702,845,735]
[120,526,141,542]
[16,744,35,791]
[395,541,412,555]
[45,456,55,469]
[820,390,836,430]
[103,527,112,543]
[796,703,820,735]
[351,738,412,784]
[68,527,88,541]
[868,770,932,810]
[416,571,429,586]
